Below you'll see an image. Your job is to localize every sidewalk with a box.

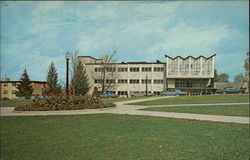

[1,96,249,124]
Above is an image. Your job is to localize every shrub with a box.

[14,94,115,111]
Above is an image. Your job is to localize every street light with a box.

[65,52,70,95]
[146,74,148,96]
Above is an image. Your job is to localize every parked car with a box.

[215,87,245,94]
[99,93,119,98]
[160,89,187,96]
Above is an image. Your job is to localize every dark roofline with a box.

[165,54,216,60]
[0,81,46,83]
[77,56,102,60]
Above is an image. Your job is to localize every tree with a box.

[219,73,229,82]
[69,51,79,95]
[43,62,62,94]
[214,69,229,82]
[93,48,118,93]
[214,69,220,82]
[234,73,247,83]
[71,61,90,95]
[243,51,249,80]
[16,69,34,99]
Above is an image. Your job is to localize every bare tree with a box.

[69,50,79,95]
[93,48,119,93]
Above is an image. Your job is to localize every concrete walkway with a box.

[1,96,249,124]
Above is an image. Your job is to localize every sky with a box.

[0,1,249,83]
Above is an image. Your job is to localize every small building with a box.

[79,54,216,96]
[0,78,46,99]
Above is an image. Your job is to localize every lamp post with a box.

[146,74,148,96]
[65,52,70,95]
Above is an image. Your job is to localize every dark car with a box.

[215,87,245,94]
[160,89,187,96]
[99,93,119,98]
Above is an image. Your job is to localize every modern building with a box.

[79,54,216,96]
[0,78,46,99]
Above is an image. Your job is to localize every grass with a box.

[1,114,249,160]
[142,104,249,117]
[0,99,33,107]
[129,94,249,106]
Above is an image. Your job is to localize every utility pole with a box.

[146,74,148,96]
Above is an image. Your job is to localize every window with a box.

[141,79,152,84]
[141,67,152,72]
[154,79,163,84]
[130,67,139,72]
[118,91,128,95]
[94,79,102,83]
[106,79,116,84]
[106,91,116,94]
[12,90,16,94]
[118,67,128,72]
[129,79,139,84]
[3,83,8,87]
[106,68,116,72]
[3,90,8,94]
[95,68,103,72]
[12,83,16,87]
[153,67,163,72]
[118,79,128,84]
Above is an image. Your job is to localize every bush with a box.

[14,94,115,111]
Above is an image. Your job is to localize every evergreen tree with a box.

[43,62,62,94]
[16,69,34,99]
[71,61,90,95]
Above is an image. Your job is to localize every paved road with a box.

[1,96,249,124]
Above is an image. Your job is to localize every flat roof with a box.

[85,62,166,65]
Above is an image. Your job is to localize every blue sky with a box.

[1,1,249,83]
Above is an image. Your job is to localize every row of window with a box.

[3,90,17,94]
[94,79,163,84]
[97,91,161,96]
[94,67,164,72]
[2,83,18,87]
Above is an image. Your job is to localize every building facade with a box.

[79,54,216,96]
[0,79,46,99]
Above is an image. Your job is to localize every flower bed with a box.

[14,94,115,111]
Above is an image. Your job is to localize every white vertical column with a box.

[212,56,215,77]
[166,57,168,77]
[200,57,203,77]
[188,57,191,77]
[177,57,180,76]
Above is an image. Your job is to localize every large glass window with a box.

[130,67,140,72]
[129,79,139,84]
[141,67,152,72]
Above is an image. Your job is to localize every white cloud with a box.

[147,22,230,57]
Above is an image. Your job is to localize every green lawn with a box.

[0,99,33,107]
[129,94,249,105]
[142,104,249,117]
[1,114,249,160]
